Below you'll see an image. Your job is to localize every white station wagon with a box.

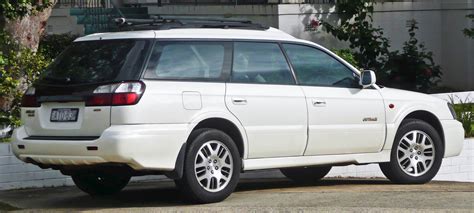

[12,18,464,203]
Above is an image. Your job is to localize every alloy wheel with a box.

[194,140,234,192]
[397,130,435,177]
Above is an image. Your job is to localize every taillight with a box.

[21,87,40,107]
[86,81,145,106]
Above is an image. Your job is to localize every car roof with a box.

[75,27,302,43]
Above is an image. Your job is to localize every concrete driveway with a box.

[0,177,473,212]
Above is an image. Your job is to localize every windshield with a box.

[37,39,151,85]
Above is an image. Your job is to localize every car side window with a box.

[282,44,359,88]
[144,41,229,80]
[231,42,295,85]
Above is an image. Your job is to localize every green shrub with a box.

[0,30,50,140]
[449,95,474,138]
[382,20,442,92]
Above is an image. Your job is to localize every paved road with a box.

[0,177,473,212]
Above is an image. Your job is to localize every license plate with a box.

[50,108,79,122]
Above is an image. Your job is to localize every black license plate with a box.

[50,108,79,122]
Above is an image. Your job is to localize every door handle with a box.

[232,98,247,105]
[312,99,326,107]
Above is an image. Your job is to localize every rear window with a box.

[144,41,231,81]
[37,39,151,85]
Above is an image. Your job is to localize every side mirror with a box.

[360,70,376,88]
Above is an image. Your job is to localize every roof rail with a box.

[113,16,269,31]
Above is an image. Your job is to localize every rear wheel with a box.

[72,173,130,195]
[379,119,443,184]
[280,166,332,183]
[175,129,241,203]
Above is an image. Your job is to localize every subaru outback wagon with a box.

[12,19,464,203]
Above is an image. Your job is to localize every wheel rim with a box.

[397,130,435,177]
[194,140,233,192]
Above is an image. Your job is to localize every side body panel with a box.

[111,80,226,125]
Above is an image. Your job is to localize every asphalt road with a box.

[0,177,473,212]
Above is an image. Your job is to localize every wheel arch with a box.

[186,112,248,160]
[403,110,444,146]
[386,109,445,152]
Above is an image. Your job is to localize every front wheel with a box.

[72,173,130,195]
[175,129,241,203]
[379,119,444,184]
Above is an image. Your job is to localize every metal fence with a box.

[56,0,113,8]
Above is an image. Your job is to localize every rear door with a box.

[225,42,307,158]
[22,39,152,137]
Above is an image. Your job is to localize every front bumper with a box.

[12,124,188,171]
[441,119,465,157]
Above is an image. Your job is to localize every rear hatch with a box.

[21,39,151,137]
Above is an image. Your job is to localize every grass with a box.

[0,138,11,143]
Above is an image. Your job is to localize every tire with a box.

[72,173,130,196]
[379,119,444,184]
[280,166,332,183]
[175,129,241,203]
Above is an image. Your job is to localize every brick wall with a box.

[0,144,72,190]
[1,139,472,190]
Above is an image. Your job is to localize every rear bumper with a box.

[441,119,464,158]
[12,124,188,171]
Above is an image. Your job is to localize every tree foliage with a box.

[322,0,389,71]
[0,0,52,21]
[38,33,78,60]
[384,20,442,92]
[322,0,442,93]
[0,31,49,130]
[332,49,358,68]
[463,14,474,39]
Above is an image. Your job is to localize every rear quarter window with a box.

[144,41,231,81]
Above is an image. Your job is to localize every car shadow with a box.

[44,178,393,209]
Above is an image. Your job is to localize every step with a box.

[123,13,149,19]
[84,24,115,35]
[77,16,111,25]
[70,8,85,16]
[70,8,115,16]
[118,7,148,14]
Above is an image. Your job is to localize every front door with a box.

[282,43,386,155]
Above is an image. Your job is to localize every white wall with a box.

[327,139,474,182]
[432,91,473,103]
[278,2,474,90]
[45,8,84,35]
